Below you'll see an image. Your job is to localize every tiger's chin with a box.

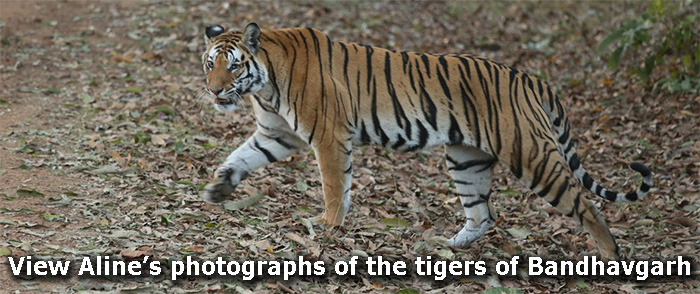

[213,102,238,112]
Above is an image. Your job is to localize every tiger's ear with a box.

[205,24,225,45]
[242,22,261,54]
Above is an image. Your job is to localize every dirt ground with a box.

[0,1,698,293]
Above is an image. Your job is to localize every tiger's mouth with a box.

[215,97,233,105]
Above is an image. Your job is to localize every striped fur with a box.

[200,23,653,260]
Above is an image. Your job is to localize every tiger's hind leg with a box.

[518,143,619,260]
[445,145,498,247]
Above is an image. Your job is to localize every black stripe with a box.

[558,124,570,144]
[415,120,429,150]
[569,153,581,171]
[401,51,410,73]
[266,135,295,149]
[453,180,474,185]
[307,29,329,144]
[640,183,650,192]
[294,31,311,132]
[462,198,485,208]
[370,79,390,146]
[325,34,333,72]
[582,173,593,190]
[365,46,374,92]
[436,69,452,102]
[508,72,523,179]
[536,179,556,198]
[407,58,417,93]
[493,63,503,111]
[549,178,569,207]
[479,193,490,200]
[339,42,357,128]
[448,115,464,145]
[360,121,371,144]
[391,135,406,150]
[421,54,431,78]
[564,141,574,155]
[630,162,652,177]
[438,55,450,78]
[605,190,617,201]
[577,208,587,224]
[257,122,273,131]
[385,52,409,131]
[253,138,278,163]
[457,63,481,148]
[474,61,497,154]
[416,69,438,130]
[307,110,318,144]
[482,61,502,154]
[566,193,581,217]
[553,117,561,127]
[285,31,301,46]
[449,158,495,172]
[529,145,559,190]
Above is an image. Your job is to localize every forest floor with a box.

[0,1,698,293]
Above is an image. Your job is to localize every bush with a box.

[598,0,699,93]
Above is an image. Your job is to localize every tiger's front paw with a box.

[310,214,329,226]
[310,213,344,227]
[202,167,237,203]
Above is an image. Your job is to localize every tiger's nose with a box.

[209,88,223,96]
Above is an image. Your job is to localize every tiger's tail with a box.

[542,91,652,202]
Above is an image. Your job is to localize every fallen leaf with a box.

[482,287,523,294]
[437,249,455,260]
[499,189,521,196]
[284,232,307,246]
[223,193,264,211]
[667,217,698,228]
[204,284,222,292]
[17,189,44,198]
[502,241,518,255]
[380,218,409,227]
[151,135,166,146]
[121,249,149,259]
[186,245,204,252]
[506,227,530,239]
[89,165,137,175]
[106,230,139,239]
[42,214,62,221]
[300,218,317,237]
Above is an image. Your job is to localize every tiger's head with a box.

[201,23,268,112]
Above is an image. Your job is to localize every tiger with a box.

[199,22,653,261]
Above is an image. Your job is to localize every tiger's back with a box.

[200,23,653,261]
[269,29,517,152]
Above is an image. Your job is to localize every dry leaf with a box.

[121,249,149,259]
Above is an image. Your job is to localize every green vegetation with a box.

[599,0,699,93]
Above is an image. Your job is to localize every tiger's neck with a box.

[253,28,338,114]
[244,32,281,112]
